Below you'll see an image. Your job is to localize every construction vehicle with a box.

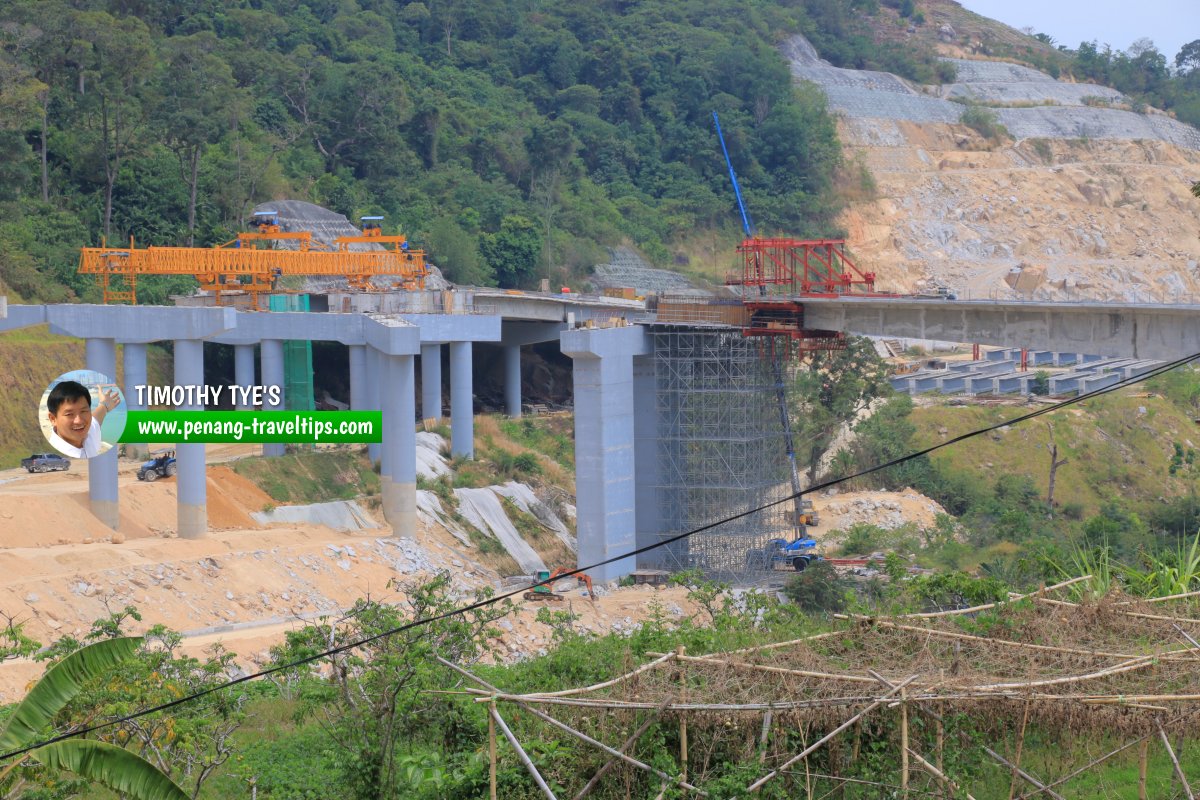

[745,536,823,572]
[79,212,427,305]
[524,568,595,603]
[136,449,177,482]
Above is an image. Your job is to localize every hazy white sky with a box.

[958,0,1198,64]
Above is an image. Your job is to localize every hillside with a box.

[0,327,173,468]
[786,22,1200,302]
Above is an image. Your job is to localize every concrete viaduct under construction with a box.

[4,293,1200,583]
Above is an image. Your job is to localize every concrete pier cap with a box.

[561,324,651,584]
[47,304,236,342]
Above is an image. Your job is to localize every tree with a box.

[76,12,155,240]
[793,335,893,485]
[479,215,542,288]
[1177,39,1200,74]
[267,574,511,800]
[0,637,188,800]
[1044,421,1069,512]
[156,32,236,245]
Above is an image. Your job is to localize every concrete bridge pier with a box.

[233,344,256,410]
[561,326,650,583]
[380,352,417,535]
[366,346,381,465]
[504,345,521,418]
[260,338,286,457]
[174,338,206,539]
[121,342,149,460]
[348,344,366,413]
[449,341,473,458]
[421,343,442,423]
[85,337,119,530]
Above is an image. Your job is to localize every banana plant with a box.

[0,637,189,800]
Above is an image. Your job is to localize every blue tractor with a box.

[137,449,177,482]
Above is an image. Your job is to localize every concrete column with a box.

[233,344,256,410]
[449,340,473,459]
[121,342,148,460]
[366,346,381,465]
[349,344,367,412]
[420,343,442,423]
[378,353,394,481]
[85,337,119,530]
[504,344,522,418]
[174,338,206,539]
[380,353,416,535]
[561,327,648,583]
[260,338,285,457]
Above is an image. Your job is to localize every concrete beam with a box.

[213,311,365,346]
[0,304,46,332]
[398,313,501,343]
[800,298,1200,362]
[48,305,235,342]
[501,320,567,346]
[560,325,649,583]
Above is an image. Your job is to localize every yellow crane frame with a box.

[79,233,428,305]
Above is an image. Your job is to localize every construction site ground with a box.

[0,442,706,703]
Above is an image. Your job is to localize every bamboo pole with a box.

[670,652,882,684]
[895,576,1091,619]
[1013,722,1183,800]
[527,651,676,697]
[745,676,918,793]
[573,700,671,800]
[936,718,944,799]
[869,670,1064,800]
[844,616,1200,663]
[678,645,688,784]
[1137,739,1149,800]
[490,705,558,800]
[758,711,773,765]
[489,699,498,800]
[901,687,910,795]
[1008,701,1031,800]
[1157,719,1196,800]
[441,658,708,797]
[908,747,979,800]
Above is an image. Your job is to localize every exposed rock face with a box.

[785,35,1200,303]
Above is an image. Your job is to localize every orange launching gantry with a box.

[79,211,428,305]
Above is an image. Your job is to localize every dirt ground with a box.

[0,447,701,702]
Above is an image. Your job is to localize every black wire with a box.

[2,349,1196,762]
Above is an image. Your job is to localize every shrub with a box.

[960,104,1009,140]
[783,560,849,613]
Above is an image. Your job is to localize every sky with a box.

[958,0,1198,64]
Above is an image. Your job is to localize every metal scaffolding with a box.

[643,323,795,583]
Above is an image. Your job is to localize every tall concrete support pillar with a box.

[504,344,522,418]
[85,337,119,530]
[233,344,256,410]
[367,346,381,465]
[261,338,285,457]
[632,354,661,565]
[561,326,649,583]
[122,342,149,460]
[449,341,473,458]
[174,339,206,539]
[348,345,367,412]
[380,353,416,535]
[421,343,442,422]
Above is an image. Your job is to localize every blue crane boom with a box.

[712,111,755,238]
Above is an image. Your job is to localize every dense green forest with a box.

[0,0,946,302]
